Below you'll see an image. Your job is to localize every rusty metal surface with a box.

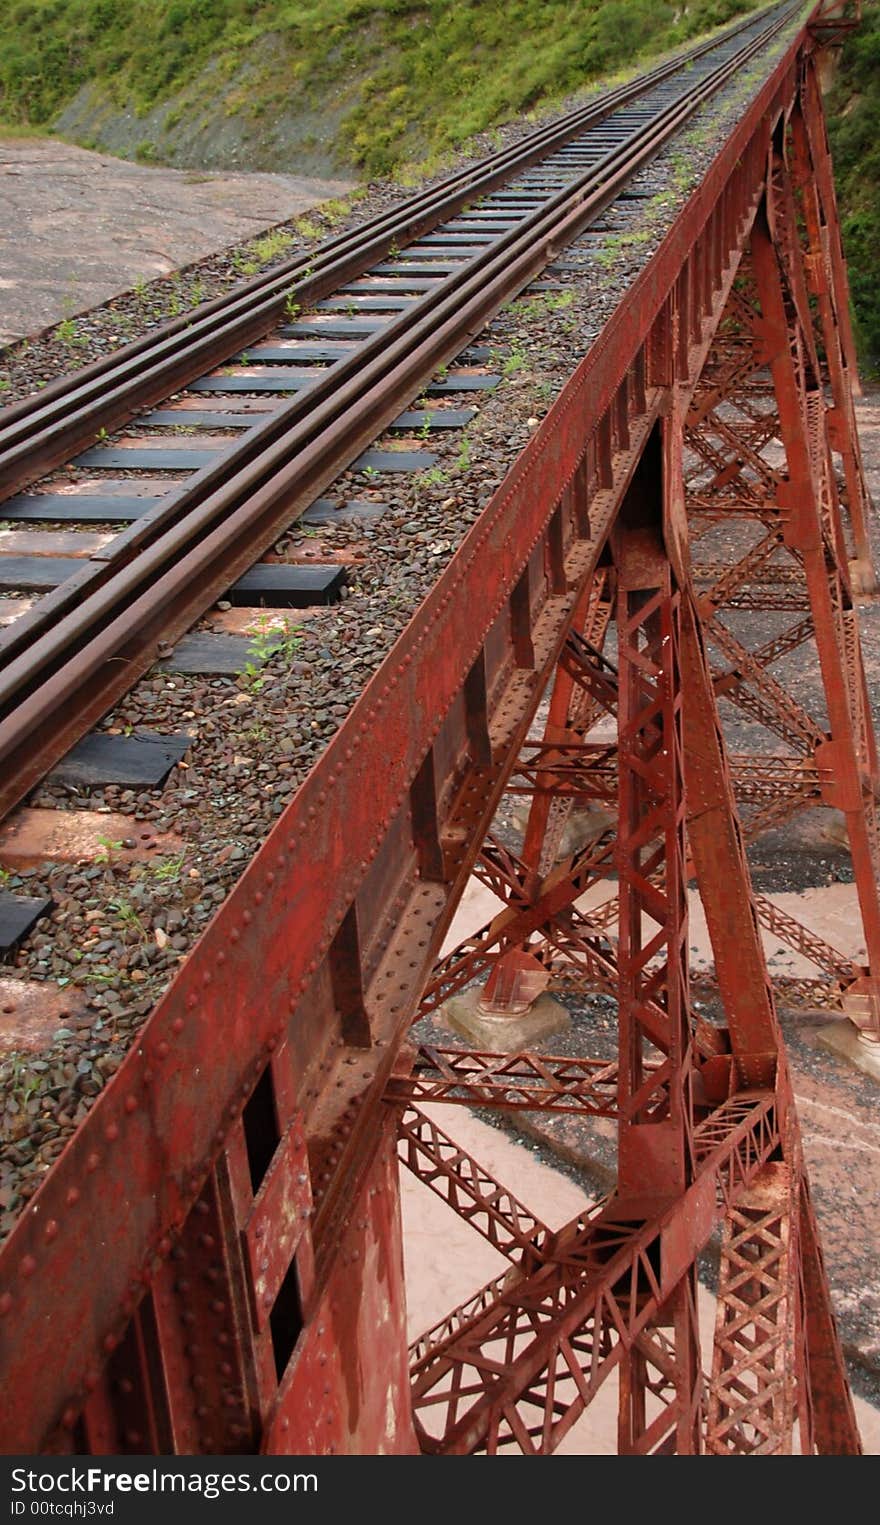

[0,0,870,1458]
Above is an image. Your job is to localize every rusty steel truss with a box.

[0,5,872,1455]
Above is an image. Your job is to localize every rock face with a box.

[0,136,352,343]
[53,40,355,182]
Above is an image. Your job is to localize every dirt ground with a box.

[0,136,351,344]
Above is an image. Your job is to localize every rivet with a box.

[0,1293,12,1316]
[61,1407,78,1431]
[230,928,240,943]
[105,1122,119,1142]
[158,1237,172,1257]
[217,951,227,967]
[44,1220,59,1242]
[103,1333,118,1354]
[86,1152,100,1172]
[124,1095,137,1114]
[187,995,198,1010]
[172,1018,184,1034]
[20,1255,36,1278]
[66,1187,80,1207]
[242,911,252,925]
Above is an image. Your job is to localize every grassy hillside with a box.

[1,0,763,177]
[826,7,880,377]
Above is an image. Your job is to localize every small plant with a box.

[416,464,448,490]
[417,414,433,442]
[251,229,293,265]
[108,898,149,942]
[455,434,472,472]
[95,835,123,864]
[241,617,302,693]
[6,1056,40,1109]
[361,464,379,480]
[502,343,527,376]
[284,291,301,323]
[149,853,186,883]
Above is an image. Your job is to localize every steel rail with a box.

[0,2,788,496]
[0,4,798,822]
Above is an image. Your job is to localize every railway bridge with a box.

[0,0,874,1456]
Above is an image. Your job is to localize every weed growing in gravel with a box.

[94,835,123,864]
[321,198,352,226]
[149,854,187,883]
[55,318,86,347]
[416,465,449,490]
[251,229,294,265]
[501,343,527,377]
[241,617,302,692]
[4,1055,39,1111]
[284,292,301,323]
[454,435,472,473]
[294,217,321,241]
[506,289,575,322]
[108,898,149,942]
[232,250,259,277]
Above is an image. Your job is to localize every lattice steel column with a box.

[612,451,703,1454]
[707,1162,800,1454]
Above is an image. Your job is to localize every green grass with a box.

[0,0,766,178]
[826,7,880,377]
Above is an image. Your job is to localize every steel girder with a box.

[0,8,868,1458]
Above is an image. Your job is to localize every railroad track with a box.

[0,0,798,825]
